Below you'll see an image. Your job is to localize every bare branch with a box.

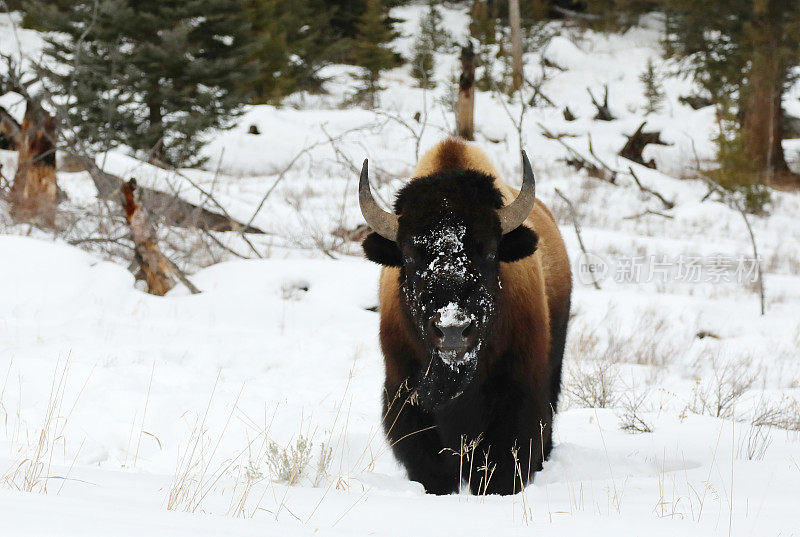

[627,166,675,210]
[554,188,600,290]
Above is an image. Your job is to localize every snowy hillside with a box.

[2,5,800,536]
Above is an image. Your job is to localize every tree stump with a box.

[121,179,200,296]
[9,102,57,226]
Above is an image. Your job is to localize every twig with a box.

[698,174,765,315]
[373,96,430,163]
[524,77,556,107]
[537,123,612,183]
[200,228,251,260]
[164,255,201,295]
[622,209,674,220]
[587,85,615,121]
[554,188,600,290]
[67,235,134,248]
[587,134,619,183]
[245,124,370,231]
[627,166,675,209]
[738,204,765,316]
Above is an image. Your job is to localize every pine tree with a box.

[351,0,396,106]
[666,0,800,194]
[411,35,435,89]
[247,0,339,103]
[639,58,665,115]
[411,2,450,89]
[26,0,254,166]
[326,0,409,45]
[419,1,450,52]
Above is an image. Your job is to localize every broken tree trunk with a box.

[508,0,524,93]
[587,85,615,121]
[9,101,57,226]
[76,155,264,233]
[0,105,22,150]
[121,179,200,296]
[618,121,668,169]
[456,42,476,141]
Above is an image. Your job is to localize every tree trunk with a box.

[509,0,524,92]
[456,42,476,141]
[121,179,200,296]
[147,99,165,164]
[739,0,798,187]
[9,102,57,226]
[0,106,22,150]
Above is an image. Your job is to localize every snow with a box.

[2,5,800,537]
[436,302,468,327]
[420,223,470,282]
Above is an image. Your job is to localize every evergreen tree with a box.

[326,0,408,49]
[411,2,450,89]
[419,1,450,52]
[411,35,435,89]
[639,58,665,115]
[351,0,396,106]
[26,0,254,166]
[2,0,23,12]
[247,0,339,103]
[665,0,800,194]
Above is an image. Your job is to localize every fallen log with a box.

[76,155,264,233]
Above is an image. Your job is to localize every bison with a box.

[359,138,571,495]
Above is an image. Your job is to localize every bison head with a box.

[360,153,538,408]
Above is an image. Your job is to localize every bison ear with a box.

[363,232,402,266]
[498,225,538,263]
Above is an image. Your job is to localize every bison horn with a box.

[359,159,399,241]
[498,150,536,234]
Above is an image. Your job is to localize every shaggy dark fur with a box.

[364,169,567,496]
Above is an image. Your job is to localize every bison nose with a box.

[430,318,475,351]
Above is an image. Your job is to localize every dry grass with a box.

[617,389,654,434]
[2,356,86,494]
[563,358,621,409]
[566,307,683,371]
[164,360,381,520]
[736,423,772,461]
[165,374,244,512]
[685,355,756,419]
[751,396,800,431]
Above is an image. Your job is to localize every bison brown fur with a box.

[360,138,571,495]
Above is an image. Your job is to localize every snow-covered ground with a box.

[2,5,800,536]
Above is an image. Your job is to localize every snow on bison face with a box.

[360,155,540,408]
[396,218,500,405]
